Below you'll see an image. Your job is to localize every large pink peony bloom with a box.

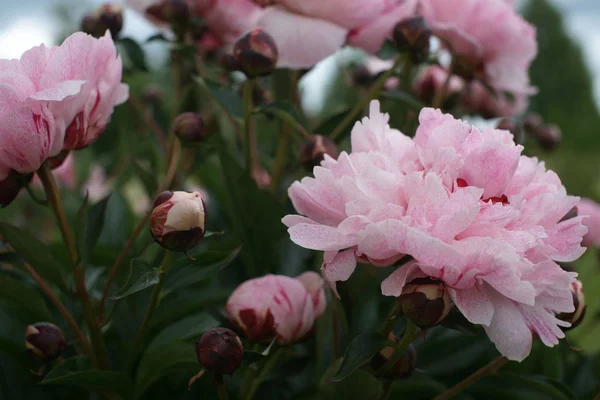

[0,31,128,179]
[283,101,585,361]
[577,198,600,248]
[226,272,326,344]
[419,0,537,96]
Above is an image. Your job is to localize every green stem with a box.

[431,70,452,109]
[380,301,403,338]
[432,356,508,400]
[377,320,417,376]
[244,348,284,400]
[330,55,404,141]
[215,374,230,400]
[38,163,109,369]
[129,250,174,367]
[243,78,257,174]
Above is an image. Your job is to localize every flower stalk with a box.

[376,320,417,376]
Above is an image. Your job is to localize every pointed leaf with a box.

[148,313,219,351]
[166,247,241,291]
[0,275,53,321]
[331,332,391,382]
[110,258,160,300]
[118,37,148,72]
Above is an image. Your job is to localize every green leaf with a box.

[321,358,384,400]
[166,247,241,291]
[0,275,53,321]
[0,223,69,293]
[195,77,243,120]
[119,37,148,72]
[148,313,219,351]
[382,90,425,111]
[376,39,398,60]
[256,100,308,128]
[134,342,198,399]
[110,258,160,300]
[85,196,111,256]
[330,332,390,382]
[42,357,133,398]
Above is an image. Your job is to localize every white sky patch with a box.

[0,18,55,59]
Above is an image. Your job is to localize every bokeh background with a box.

[1,0,599,378]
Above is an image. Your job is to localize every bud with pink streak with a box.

[226,272,326,344]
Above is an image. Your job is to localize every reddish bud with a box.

[393,17,431,63]
[558,280,586,330]
[371,334,417,380]
[496,118,523,145]
[535,124,561,151]
[146,0,190,25]
[299,135,339,170]
[150,191,207,252]
[25,322,66,362]
[399,278,451,328]
[522,112,544,133]
[233,28,278,78]
[196,328,243,374]
[172,112,208,144]
[81,3,124,38]
[0,170,24,208]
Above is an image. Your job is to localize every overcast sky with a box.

[0,0,599,103]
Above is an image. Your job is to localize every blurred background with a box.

[1,0,599,357]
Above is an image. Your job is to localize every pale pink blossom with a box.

[577,198,600,248]
[414,66,529,117]
[419,0,537,96]
[255,0,417,68]
[0,32,127,180]
[283,101,585,361]
[226,272,326,344]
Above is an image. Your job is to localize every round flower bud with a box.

[299,135,339,170]
[25,322,66,362]
[146,0,190,25]
[150,191,207,252]
[196,328,243,374]
[522,112,544,133]
[81,4,124,38]
[0,170,25,208]
[172,112,207,144]
[393,17,431,63]
[535,123,561,151]
[399,278,451,328]
[371,334,416,380]
[233,28,279,78]
[80,15,99,36]
[558,280,586,330]
[496,118,523,145]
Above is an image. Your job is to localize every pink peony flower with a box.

[255,0,417,68]
[577,198,600,248]
[0,31,128,180]
[419,0,537,96]
[283,101,585,361]
[413,66,529,118]
[226,272,327,344]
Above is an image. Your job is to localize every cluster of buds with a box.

[371,333,417,380]
[25,323,66,362]
[81,3,124,38]
[232,28,279,78]
[150,190,207,252]
[393,18,431,63]
[522,113,561,151]
[172,113,208,144]
[557,280,586,330]
[399,278,451,329]
[196,328,244,374]
[299,135,339,171]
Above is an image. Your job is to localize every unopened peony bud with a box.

[496,118,523,144]
[146,0,190,25]
[522,112,543,133]
[81,4,124,38]
[371,334,416,380]
[393,17,431,63]
[558,281,586,330]
[399,278,451,328]
[150,191,207,252]
[535,124,561,151]
[25,322,66,362]
[196,328,243,374]
[233,28,278,78]
[299,135,339,170]
[172,113,207,144]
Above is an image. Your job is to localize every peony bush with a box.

[0,0,598,399]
